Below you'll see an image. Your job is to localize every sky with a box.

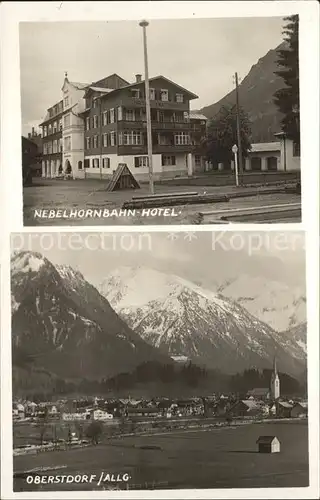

[11,230,306,291]
[19,17,285,136]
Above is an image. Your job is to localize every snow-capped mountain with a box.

[217,275,306,331]
[281,322,307,358]
[11,253,170,381]
[100,266,306,376]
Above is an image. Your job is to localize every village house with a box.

[91,409,114,421]
[277,401,293,418]
[247,388,270,400]
[62,411,91,421]
[126,407,162,419]
[228,400,267,418]
[212,134,300,173]
[12,403,25,420]
[290,402,308,418]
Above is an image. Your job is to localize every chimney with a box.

[32,127,35,136]
[135,74,142,83]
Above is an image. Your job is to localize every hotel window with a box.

[176,93,184,103]
[158,134,171,146]
[110,108,115,123]
[195,155,201,167]
[93,135,99,148]
[103,133,108,147]
[59,119,63,131]
[53,140,58,154]
[93,115,99,128]
[64,136,71,152]
[110,131,116,146]
[174,132,190,145]
[84,159,90,168]
[53,121,57,133]
[162,155,176,166]
[86,117,90,130]
[93,99,99,108]
[160,89,169,102]
[117,106,123,121]
[183,112,189,121]
[149,88,155,100]
[59,138,63,152]
[43,143,48,155]
[48,124,52,135]
[118,132,123,145]
[134,156,148,168]
[85,137,90,149]
[63,114,70,128]
[64,96,69,108]
[103,111,109,126]
[131,88,140,98]
[123,131,142,145]
[293,141,300,157]
[125,109,135,121]
[43,126,47,137]
[102,158,110,168]
[93,158,100,168]
[48,142,53,154]
[49,109,53,118]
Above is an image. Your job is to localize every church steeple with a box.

[270,356,280,400]
[273,356,277,375]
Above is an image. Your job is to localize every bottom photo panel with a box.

[10,230,308,493]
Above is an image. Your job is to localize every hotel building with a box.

[39,73,207,180]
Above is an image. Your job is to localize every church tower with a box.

[270,356,280,400]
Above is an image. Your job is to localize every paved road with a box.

[23,179,301,226]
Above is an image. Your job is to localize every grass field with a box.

[13,420,308,492]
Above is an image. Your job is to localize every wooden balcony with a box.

[119,96,189,111]
[117,120,203,132]
[117,143,192,156]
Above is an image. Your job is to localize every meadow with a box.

[13,420,308,491]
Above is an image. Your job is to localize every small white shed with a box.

[256,435,280,453]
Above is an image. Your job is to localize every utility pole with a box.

[234,72,244,177]
[139,20,154,195]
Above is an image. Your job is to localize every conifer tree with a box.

[274,15,300,144]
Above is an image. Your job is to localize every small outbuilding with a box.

[256,435,280,453]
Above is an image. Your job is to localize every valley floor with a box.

[13,420,308,492]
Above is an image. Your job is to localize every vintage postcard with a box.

[6,230,311,494]
[14,9,309,227]
[0,1,319,500]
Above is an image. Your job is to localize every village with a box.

[13,391,308,426]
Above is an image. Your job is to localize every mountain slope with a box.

[200,43,287,142]
[217,274,306,332]
[11,253,171,382]
[100,266,306,377]
[281,322,307,359]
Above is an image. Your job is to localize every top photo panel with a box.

[21,16,301,226]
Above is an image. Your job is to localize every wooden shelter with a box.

[256,435,280,453]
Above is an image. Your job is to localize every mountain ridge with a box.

[200,42,287,142]
[11,252,172,383]
[100,266,306,377]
